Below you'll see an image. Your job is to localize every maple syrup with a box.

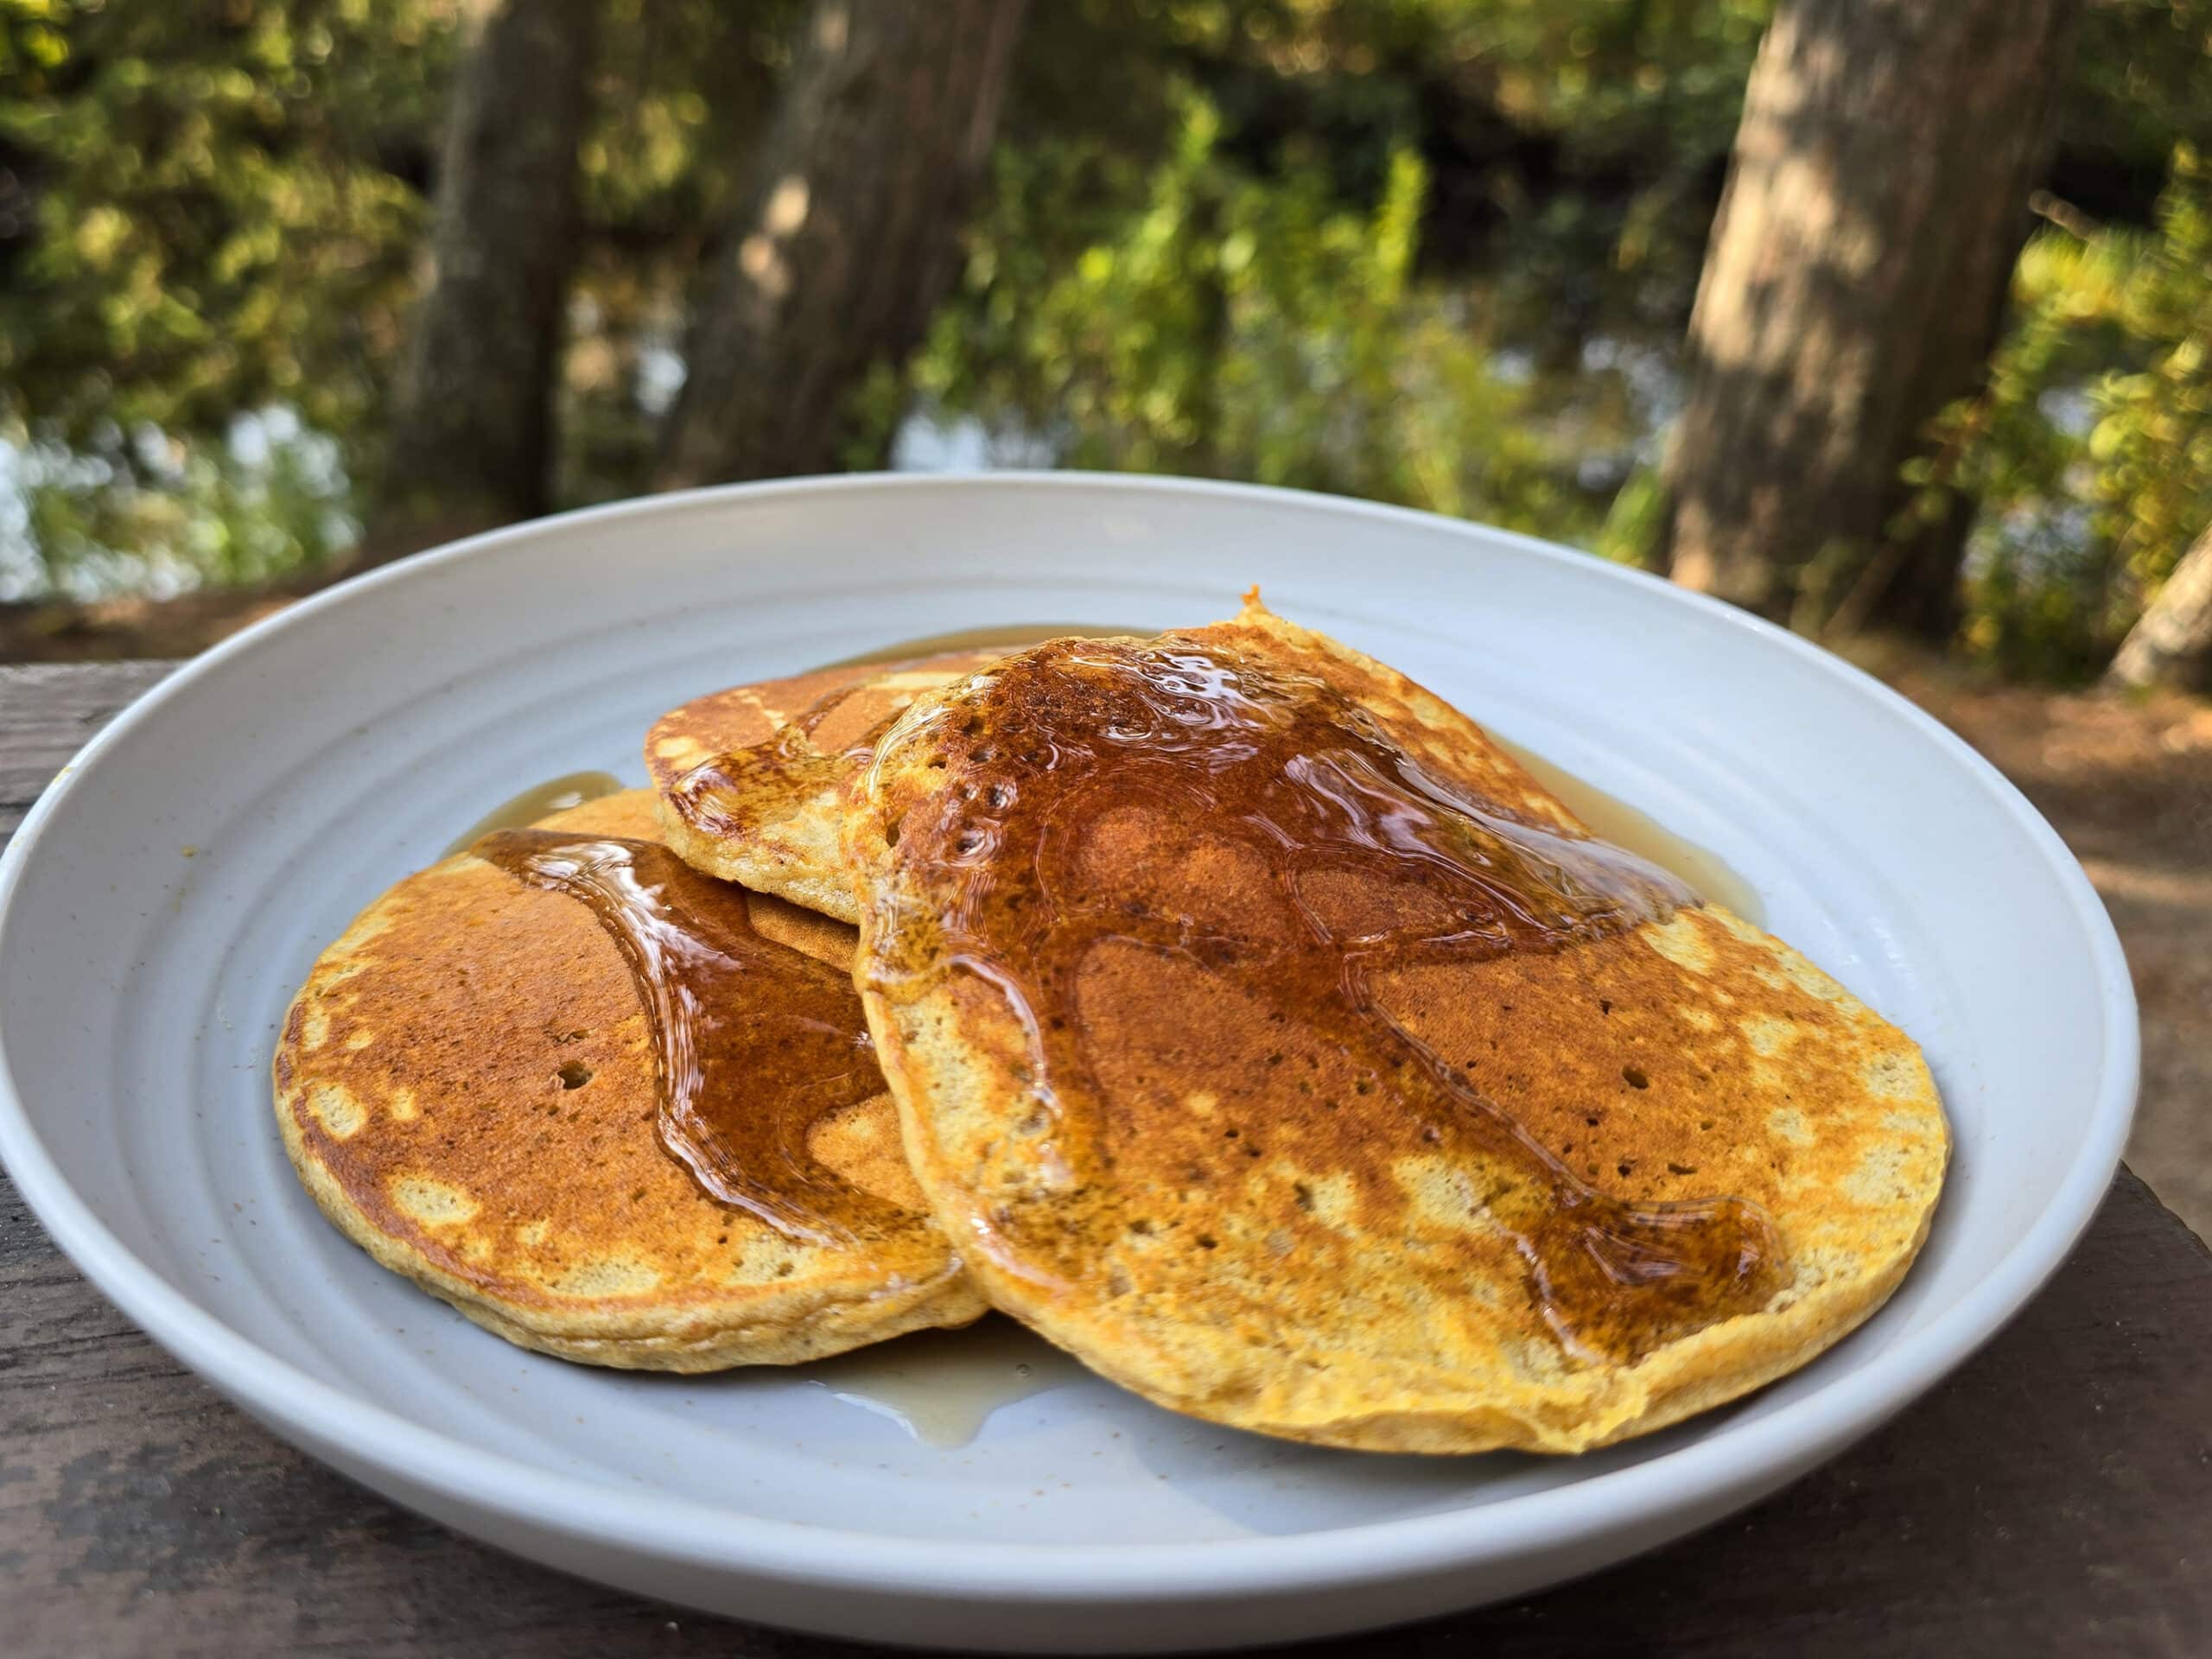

[807,1316,1090,1446]
[475,830,893,1243]
[454,626,1773,1395]
[863,637,1786,1363]
[818,627,1761,923]
[668,627,1142,862]
[1493,740,1764,925]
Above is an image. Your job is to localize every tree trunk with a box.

[654,0,1029,489]
[2107,524,2212,693]
[369,0,599,558]
[1659,0,2075,635]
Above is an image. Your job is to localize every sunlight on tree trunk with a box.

[654,0,1029,489]
[1660,0,2074,637]
[368,0,599,562]
[2107,523,2212,693]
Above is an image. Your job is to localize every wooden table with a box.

[3,662,2208,1658]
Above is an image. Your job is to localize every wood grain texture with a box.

[2,664,2208,1658]
[0,662,175,839]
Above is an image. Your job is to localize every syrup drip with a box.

[475,830,893,1243]
[865,639,1786,1363]
[664,664,963,855]
[665,720,849,846]
[669,633,1764,931]
[667,629,1140,855]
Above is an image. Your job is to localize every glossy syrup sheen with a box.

[663,664,960,854]
[475,830,895,1243]
[869,638,1787,1364]
[673,626,1760,920]
[665,717,848,843]
[1492,740,1764,926]
[805,1315,1090,1446]
[667,630,1141,850]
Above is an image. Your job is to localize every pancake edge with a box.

[270,846,986,1373]
[843,607,1950,1452]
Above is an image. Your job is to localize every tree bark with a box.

[369,0,599,558]
[2107,523,2212,693]
[654,0,1029,489]
[1659,0,2075,635]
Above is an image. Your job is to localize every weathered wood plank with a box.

[2,664,2206,1658]
[0,662,176,839]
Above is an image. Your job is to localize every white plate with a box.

[0,476,2136,1650]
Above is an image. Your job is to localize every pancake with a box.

[648,652,1010,923]
[272,789,984,1370]
[844,600,1948,1453]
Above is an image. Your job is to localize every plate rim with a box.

[0,471,2139,1602]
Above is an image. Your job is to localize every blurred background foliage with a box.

[1,0,2208,679]
[1932,147,2212,677]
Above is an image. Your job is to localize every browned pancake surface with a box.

[272,789,983,1370]
[647,652,1012,922]
[846,602,1948,1452]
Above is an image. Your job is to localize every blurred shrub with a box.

[1,410,354,602]
[1932,147,2212,678]
[0,0,786,595]
[916,86,1606,539]
[0,0,455,597]
[0,0,452,445]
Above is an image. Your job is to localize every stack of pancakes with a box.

[275,596,1946,1453]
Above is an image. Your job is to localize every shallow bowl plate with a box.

[0,476,2136,1650]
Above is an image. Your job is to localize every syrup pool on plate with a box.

[804,1316,1090,1447]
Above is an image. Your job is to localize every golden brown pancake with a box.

[844,601,1948,1453]
[272,789,984,1370]
[648,652,1009,923]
